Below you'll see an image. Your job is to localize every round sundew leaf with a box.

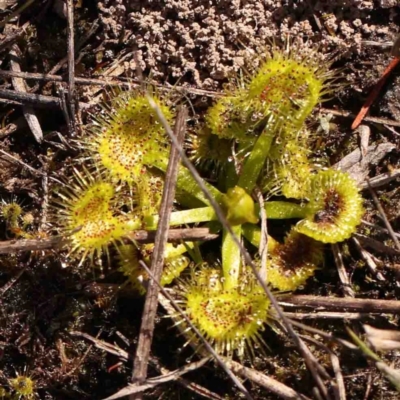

[88,91,174,183]
[176,266,270,357]
[266,230,324,291]
[296,169,364,243]
[185,285,269,357]
[54,171,140,263]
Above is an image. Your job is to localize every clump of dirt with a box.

[97,0,397,88]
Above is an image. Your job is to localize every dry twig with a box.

[70,330,223,400]
[366,180,400,252]
[224,358,311,400]
[8,43,43,142]
[279,295,400,314]
[351,55,400,130]
[352,237,385,281]
[131,107,188,399]
[332,244,355,298]
[0,227,217,255]
[106,358,211,400]
[0,87,89,109]
[359,169,400,190]
[361,220,400,239]
[354,233,400,256]
[66,0,76,134]
[320,107,400,128]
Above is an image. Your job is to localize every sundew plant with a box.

[51,43,364,358]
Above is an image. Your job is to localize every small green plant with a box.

[50,41,365,358]
[8,374,35,399]
[0,200,35,239]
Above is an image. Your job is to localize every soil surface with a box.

[0,1,399,399]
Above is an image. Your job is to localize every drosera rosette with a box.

[85,88,175,184]
[0,199,36,239]
[0,199,23,231]
[52,167,141,266]
[264,229,324,291]
[8,373,36,399]
[296,169,364,243]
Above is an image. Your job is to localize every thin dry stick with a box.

[367,179,400,251]
[352,237,385,281]
[330,353,346,400]
[0,228,217,255]
[0,70,219,97]
[8,43,43,142]
[279,295,400,313]
[39,172,49,231]
[0,266,27,297]
[320,107,400,129]
[359,169,400,190]
[332,244,355,298]
[131,106,188,399]
[0,22,30,52]
[363,373,373,400]
[0,0,35,28]
[0,148,63,184]
[255,187,268,281]
[70,330,130,359]
[105,358,210,400]
[145,82,331,400]
[66,0,76,133]
[71,330,224,400]
[351,56,400,130]
[354,233,400,256]
[284,312,370,320]
[37,18,100,86]
[298,335,346,400]
[0,88,89,109]
[362,220,400,239]
[383,124,400,137]
[289,320,357,351]
[224,358,311,400]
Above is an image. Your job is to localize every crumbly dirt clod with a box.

[97,0,398,88]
